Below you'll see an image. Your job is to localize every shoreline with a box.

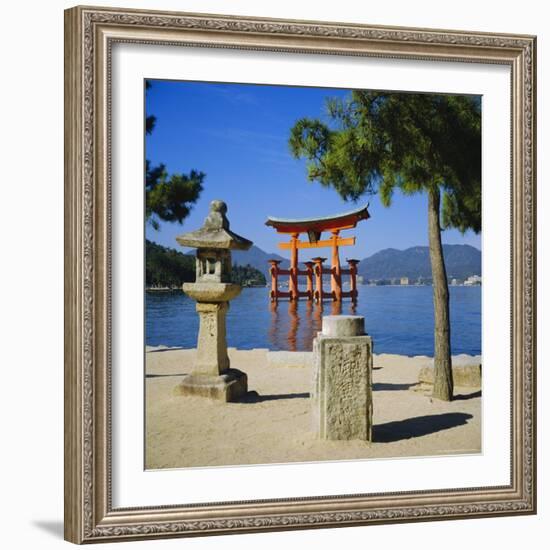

[146,345,482,363]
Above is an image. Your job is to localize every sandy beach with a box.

[145,347,481,469]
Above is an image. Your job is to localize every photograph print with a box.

[144,79,482,470]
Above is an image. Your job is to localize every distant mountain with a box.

[357,244,481,281]
[232,245,288,276]
[181,242,480,282]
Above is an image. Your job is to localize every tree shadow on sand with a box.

[453,390,482,401]
[238,391,310,403]
[374,412,473,443]
[147,347,187,353]
[373,382,417,391]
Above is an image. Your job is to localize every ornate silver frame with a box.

[64,5,537,544]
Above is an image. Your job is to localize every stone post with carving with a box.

[173,200,253,402]
[312,315,373,440]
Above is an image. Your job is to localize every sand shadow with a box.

[373,382,417,391]
[374,412,473,443]
[239,391,310,403]
[146,347,187,353]
[453,390,482,401]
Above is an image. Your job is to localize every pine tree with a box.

[289,91,481,401]
[145,81,205,230]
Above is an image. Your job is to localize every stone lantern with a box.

[174,200,253,402]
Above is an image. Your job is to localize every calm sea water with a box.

[146,285,481,356]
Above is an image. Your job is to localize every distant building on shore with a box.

[464,274,482,286]
[400,277,409,285]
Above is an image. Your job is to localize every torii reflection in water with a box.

[268,299,357,352]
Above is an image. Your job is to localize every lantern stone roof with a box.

[265,204,370,234]
[176,200,253,250]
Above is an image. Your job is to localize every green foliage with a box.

[145,241,266,288]
[145,80,156,136]
[289,91,481,233]
[146,240,195,287]
[146,115,156,135]
[231,264,267,287]
[146,80,205,230]
[145,161,205,230]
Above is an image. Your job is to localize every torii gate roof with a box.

[265,204,370,234]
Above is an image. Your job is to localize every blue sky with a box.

[145,80,481,260]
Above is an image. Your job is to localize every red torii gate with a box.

[265,205,370,302]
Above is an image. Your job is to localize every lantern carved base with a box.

[174,369,248,402]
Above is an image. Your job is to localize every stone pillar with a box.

[175,282,248,402]
[312,315,373,441]
[195,302,230,375]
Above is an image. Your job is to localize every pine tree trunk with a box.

[428,187,453,401]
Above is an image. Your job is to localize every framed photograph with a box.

[64,5,537,544]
